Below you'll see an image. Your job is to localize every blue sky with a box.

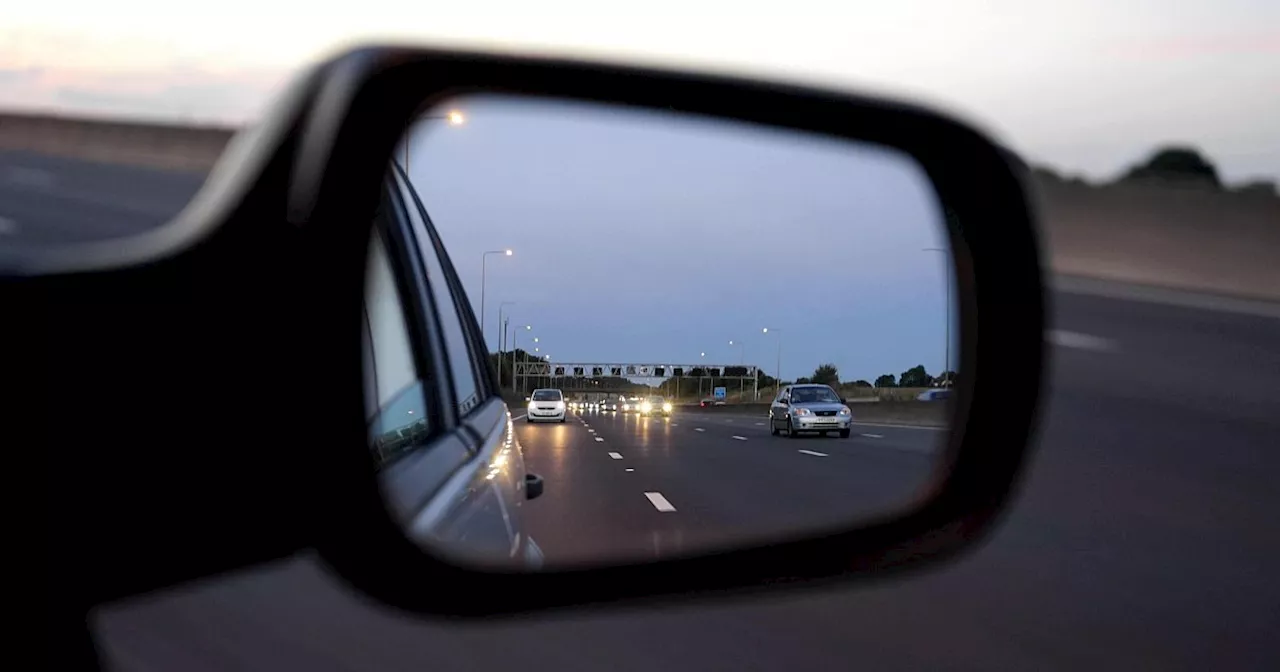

[405,95,952,384]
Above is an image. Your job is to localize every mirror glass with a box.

[364,94,958,571]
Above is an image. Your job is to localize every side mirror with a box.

[777,398,789,405]
[840,398,848,405]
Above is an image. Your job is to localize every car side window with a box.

[393,172,487,417]
[363,230,432,468]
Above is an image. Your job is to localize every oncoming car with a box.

[769,384,853,438]
[526,389,567,423]
[620,396,642,413]
[639,395,673,417]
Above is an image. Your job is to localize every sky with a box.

[3,1,1277,182]
[405,95,950,383]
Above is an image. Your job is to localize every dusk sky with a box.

[404,95,950,383]
[4,1,1277,182]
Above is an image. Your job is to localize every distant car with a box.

[621,396,643,413]
[916,389,951,401]
[769,383,852,438]
[699,398,714,407]
[599,398,618,411]
[526,388,567,423]
[640,395,673,417]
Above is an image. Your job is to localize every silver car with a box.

[769,384,853,438]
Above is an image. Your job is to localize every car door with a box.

[770,385,791,428]
[384,164,542,568]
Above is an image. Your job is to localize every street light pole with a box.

[511,325,531,394]
[923,248,951,382]
[763,328,781,398]
[729,339,746,402]
[480,249,513,341]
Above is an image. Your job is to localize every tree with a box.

[1122,146,1221,188]
[794,377,812,384]
[810,363,840,387]
[874,374,896,388]
[851,379,872,388]
[932,370,958,387]
[899,365,931,388]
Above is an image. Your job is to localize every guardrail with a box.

[2,110,1277,301]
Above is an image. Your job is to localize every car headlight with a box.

[792,407,812,416]
[662,403,673,412]
[641,402,652,412]
[839,407,851,416]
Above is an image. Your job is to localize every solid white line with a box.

[608,452,623,459]
[732,435,748,441]
[852,421,947,431]
[798,449,828,457]
[594,437,605,442]
[861,433,884,439]
[511,413,527,421]
[1046,329,1119,352]
[694,428,705,432]
[644,492,677,512]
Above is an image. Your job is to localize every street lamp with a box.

[498,302,516,352]
[923,247,952,383]
[403,109,465,168]
[480,249,513,340]
[729,339,747,401]
[762,328,781,397]
[511,324,531,394]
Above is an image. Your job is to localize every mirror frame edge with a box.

[291,45,1048,618]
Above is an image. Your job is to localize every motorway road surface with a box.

[511,409,942,566]
[13,151,1279,670]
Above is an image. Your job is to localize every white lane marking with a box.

[512,413,527,421]
[670,423,678,426]
[594,437,605,442]
[608,452,623,460]
[0,216,17,235]
[724,419,733,423]
[694,428,705,432]
[587,428,596,433]
[755,422,764,426]
[861,433,884,439]
[1046,329,1118,352]
[625,468,635,472]
[732,435,748,441]
[644,492,677,512]
[798,449,828,457]
[852,421,947,431]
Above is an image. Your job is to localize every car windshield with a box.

[648,397,665,403]
[790,387,840,403]
[531,390,562,401]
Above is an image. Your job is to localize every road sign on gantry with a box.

[714,386,726,399]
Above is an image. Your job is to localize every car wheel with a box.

[786,418,800,438]
[839,428,851,438]
[770,419,780,436]
[526,418,534,424]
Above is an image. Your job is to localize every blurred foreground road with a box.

[16,151,1278,670]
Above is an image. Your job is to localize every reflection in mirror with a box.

[364,94,958,571]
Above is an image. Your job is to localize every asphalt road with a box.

[512,408,942,566]
[15,151,1279,670]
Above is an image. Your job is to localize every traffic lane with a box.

[1050,289,1280,427]
[574,410,936,558]
[512,412,699,567]
[0,150,205,246]
[673,410,945,454]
